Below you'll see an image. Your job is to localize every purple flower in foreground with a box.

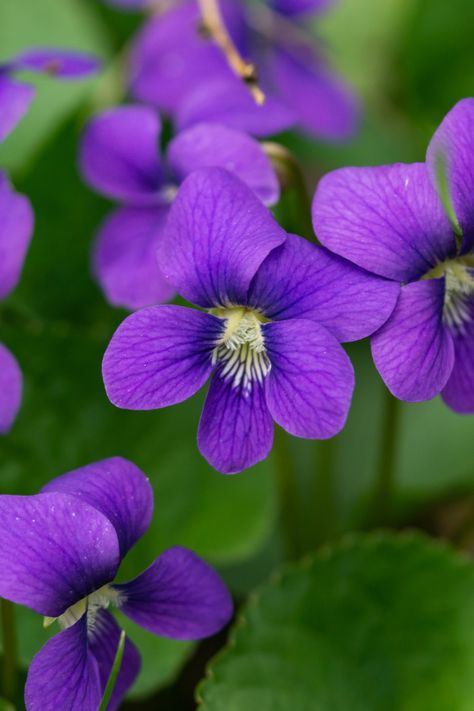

[312,98,474,413]
[127,0,358,141]
[0,48,99,141]
[0,457,232,711]
[0,174,34,433]
[80,104,279,310]
[102,168,398,473]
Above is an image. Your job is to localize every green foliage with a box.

[199,534,474,711]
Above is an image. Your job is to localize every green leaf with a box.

[198,533,474,711]
[0,0,111,171]
[0,699,15,711]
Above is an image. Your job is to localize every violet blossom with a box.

[312,98,474,413]
[0,456,232,711]
[0,48,99,141]
[79,104,279,310]
[102,167,398,473]
[123,0,358,141]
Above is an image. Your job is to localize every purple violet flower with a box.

[0,173,34,433]
[102,167,399,473]
[312,98,474,413]
[127,0,358,141]
[0,456,233,711]
[79,104,279,310]
[0,48,99,141]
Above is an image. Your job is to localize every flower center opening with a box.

[424,257,474,331]
[43,585,121,633]
[210,306,271,392]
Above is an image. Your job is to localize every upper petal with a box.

[271,44,358,140]
[371,279,455,402]
[271,0,334,15]
[0,177,34,299]
[103,305,220,410]
[312,163,456,282]
[115,546,233,640]
[11,49,99,78]
[89,610,141,711]
[159,168,286,307]
[426,98,474,252]
[79,106,163,203]
[441,298,474,413]
[197,371,274,474]
[167,122,280,206]
[264,319,354,438]
[176,78,296,138]
[93,206,175,311]
[0,75,35,141]
[248,233,400,342]
[42,457,153,559]
[0,343,22,434]
[25,617,102,711]
[0,493,120,616]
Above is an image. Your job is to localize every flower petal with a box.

[129,0,244,114]
[248,233,400,342]
[159,168,286,307]
[271,0,334,15]
[79,106,163,203]
[115,546,233,639]
[441,299,474,413]
[0,343,22,434]
[198,371,274,474]
[0,493,120,616]
[93,206,174,310]
[312,162,456,282]
[167,122,279,206]
[371,279,455,402]
[25,617,101,711]
[89,610,141,711]
[11,49,99,78]
[176,78,296,138]
[42,457,153,559]
[271,44,358,140]
[103,305,220,410]
[0,177,34,299]
[426,98,474,252]
[0,75,35,141]
[264,319,354,438]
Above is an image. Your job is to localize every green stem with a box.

[1,600,17,702]
[312,438,338,545]
[273,428,302,560]
[98,630,126,711]
[371,389,401,523]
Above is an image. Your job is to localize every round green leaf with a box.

[198,533,474,711]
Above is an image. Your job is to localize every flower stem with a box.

[98,630,126,711]
[273,428,301,560]
[371,389,401,523]
[1,600,17,702]
[197,0,265,104]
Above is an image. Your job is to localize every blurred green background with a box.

[1,0,474,709]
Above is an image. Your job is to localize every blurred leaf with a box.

[0,699,15,711]
[0,0,111,171]
[198,533,474,711]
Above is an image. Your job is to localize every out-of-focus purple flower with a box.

[0,48,99,141]
[0,456,232,711]
[79,104,279,310]
[128,0,358,141]
[0,173,34,433]
[312,98,474,414]
[102,168,399,473]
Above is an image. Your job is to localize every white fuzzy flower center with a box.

[211,307,271,392]
[425,257,474,331]
[43,585,122,632]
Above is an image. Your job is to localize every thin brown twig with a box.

[197,0,265,105]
